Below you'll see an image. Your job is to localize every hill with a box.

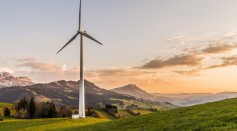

[76,98,237,130]
[2,98,237,130]
[0,102,12,108]
[153,92,237,106]
[0,80,175,110]
[111,84,237,107]
[111,84,156,101]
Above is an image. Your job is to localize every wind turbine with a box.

[57,0,103,118]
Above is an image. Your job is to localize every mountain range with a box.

[112,84,237,106]
[0,72,34,88]
[0,73,175,110]
[1,72,237,107]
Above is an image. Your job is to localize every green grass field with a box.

[93,109,116,120]
[0,117,108,130]
[76,98,237,130]
[132,109,153,115]
[0,102,13,108]
[2,98,237,130]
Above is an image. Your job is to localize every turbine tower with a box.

[57,0,103,118]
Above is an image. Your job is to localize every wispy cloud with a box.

[0,67,13,73]
[223,30,237,39]
[165,36,202,45]
[16,57,38,62]
[205,56,237,69]
[173,67,202,76]
[15,58,80,82]
[141,54,202,69]
[202,43,237,54]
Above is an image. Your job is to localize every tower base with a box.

[72,114,79,119]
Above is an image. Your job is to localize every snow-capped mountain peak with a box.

[0,72,34,88]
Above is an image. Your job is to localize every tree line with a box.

[14,97,72,119]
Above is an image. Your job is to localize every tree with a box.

[4,107,10,117]
[28,97,36,118]
[48,103,57,118]
[16,97,28,111]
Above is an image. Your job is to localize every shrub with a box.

[57,106,72,117]
[15,109,29,119]
[4,107,10,117]
[74,109,79,114]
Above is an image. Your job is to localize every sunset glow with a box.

[1,0,237,93]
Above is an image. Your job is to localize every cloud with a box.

[165,36,201,45]
[202,43,237,54]
[141,54,202,69]
[205,56,237,69]
[223,30,237,39]
[173,67,202,76]
[16,57,38,62]
[85,68,165,89]
[15,58,80,82]
[18,61,62,72]
[0,67,13,74]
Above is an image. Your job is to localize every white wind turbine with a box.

[57,0,103,118]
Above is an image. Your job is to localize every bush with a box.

[4,107,10,117]
[74,109,79,114]
[15,109,29,119]
[57,106,72,117]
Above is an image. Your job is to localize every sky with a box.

[1,0,237,93]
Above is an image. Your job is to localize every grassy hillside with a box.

[0,102,15,117]
[2,98,237,130]
[76,98,237,130]
[0,118,108,130]
[93,109,116,120]
[0,102,12,108]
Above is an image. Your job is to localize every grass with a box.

[132,109,153,115]
[0,117,108,131]
[93,109,116,120]
[117,110,134,118]
[2,98,237,130]
[110,98,158,109]
[0,102,15,117]
[0,102,13,108]
[75,98,237,130]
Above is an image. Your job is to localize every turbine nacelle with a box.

[57,31,102,54]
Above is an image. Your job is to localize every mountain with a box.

[0,80,176,110]
[111,84,173,102]
[111,84,155,100]
[0,72,34,88]
[111,84,237,107]
[153,92,237,106]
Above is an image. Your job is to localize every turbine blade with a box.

[83,32,103,45]
[78,0,82,31]
[57,32,79,54]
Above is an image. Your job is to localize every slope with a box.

[1,98,237,130]
[75,98,237,130]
